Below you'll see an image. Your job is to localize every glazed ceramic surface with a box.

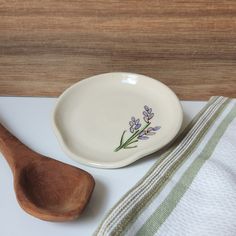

[52,73,183,168]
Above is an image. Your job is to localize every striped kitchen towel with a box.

[95,96,236,236]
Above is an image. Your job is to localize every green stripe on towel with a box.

[95,97,231,236]
[137,103,236,236]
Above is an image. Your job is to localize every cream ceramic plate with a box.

[52,72,183,168]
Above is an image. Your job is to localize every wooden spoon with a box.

[0,123,95,221]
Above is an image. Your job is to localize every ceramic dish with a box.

[52,72,183,168]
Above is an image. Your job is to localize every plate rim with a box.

[52,72,183,168]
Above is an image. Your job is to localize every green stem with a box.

[114,130,139,152]
[124,145,138,149]
[120,130,126,146]
[114,122,150,152]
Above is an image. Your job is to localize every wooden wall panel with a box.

[0,0,236,99]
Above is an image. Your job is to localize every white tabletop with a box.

[0,97,206,236]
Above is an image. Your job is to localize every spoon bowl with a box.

[0,123,95,221]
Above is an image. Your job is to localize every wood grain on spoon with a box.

[0,123,95,221]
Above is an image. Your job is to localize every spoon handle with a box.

[0,123,31,171]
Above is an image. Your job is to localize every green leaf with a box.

[120,130,126,146]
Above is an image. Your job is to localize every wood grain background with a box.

[0,0,236,99]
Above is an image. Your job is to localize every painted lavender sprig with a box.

[114,105,161,152]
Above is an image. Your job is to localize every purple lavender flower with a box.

[137,135,149,140]
[146,127,155,135]
[152,126,161,131]
[146,126,161,135]
[137,126,161,140]
[137,130,149,140]
[144,105,149,111]
[143,105,154,123]
[129,117,141,133]
[137,130,148,140]
[115,105,161,152]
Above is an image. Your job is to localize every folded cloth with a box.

[95,96,236,236]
